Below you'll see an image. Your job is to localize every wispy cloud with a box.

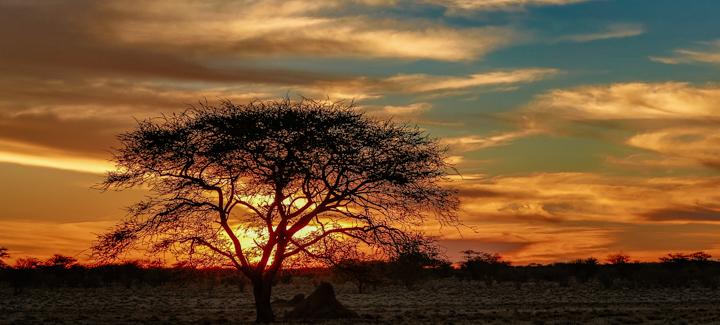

[627,127,720,169]
[650,39,720,65]
[381,69,559,93]
[517,82,720,170]
[524,82,720,121]
[555,23,644,42]
[0,139,111,174]
[442,129,541,152]
[311,68,560,99]
[380,102,433,115]
[103,1,520,62]
[436,172,720,263]
[602,153,701,171]
[426,0,597,12]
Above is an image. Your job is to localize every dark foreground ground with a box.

[2,278,720,324]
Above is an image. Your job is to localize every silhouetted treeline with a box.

[330,253,719,291]
[0,261,250,295]
[2,252,719,295]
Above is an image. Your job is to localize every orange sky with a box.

[2,0,720,266]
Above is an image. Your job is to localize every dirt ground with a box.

[2,278,720,324]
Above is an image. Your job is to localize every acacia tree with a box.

[93,98,459,322]
[0,247,9,268]
[605,251,631,264]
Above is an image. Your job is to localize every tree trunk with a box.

[252,277,275,323]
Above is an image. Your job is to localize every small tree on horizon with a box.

[92,98,460,323]
[605,251,631,264]
[0,247,9,268]
[659,251,712,263]
[45,254,78,269]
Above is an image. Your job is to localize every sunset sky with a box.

[2,0,720,265]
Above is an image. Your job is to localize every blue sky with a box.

[1,0,720,264]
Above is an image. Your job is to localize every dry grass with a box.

[2,278,720,324]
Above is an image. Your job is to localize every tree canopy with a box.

[93,97,459,322]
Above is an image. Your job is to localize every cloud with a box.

[425,0,597,11]
[442,129,541,152]
[555,23,644,42]
[0,77,281,165]
[463,82,720,170]
[374,103,434,117]
[0,139,110,174]
[441,172,720,263]
[454,172,720,224]
[101,0,520,62]
[627,127,720,169]
[602,153,701,171]
[523,83,720,169]
[640,207,720,222]
[0,1,345,85]
[650,39,720,65]
[525,82,720,121]
[381,69,559,93]
[312,68,560,99]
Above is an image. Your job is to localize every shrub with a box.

[459,250,512,286]
[606,252,631,265]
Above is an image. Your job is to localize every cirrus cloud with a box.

[460,82,720,171]
[650,39,720,65]
[431,172,720,264]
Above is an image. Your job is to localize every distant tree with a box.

[45,254,78,268]
[659,251,712,263]
[331,258,386,293]
[15,257,42,269]
[92,98,460,323]
[459,250,512,286]
[605,251,631,264]
[569,257,598,265]
[689,251,712,262]
[0,247,9,268]
[388,236,450,288]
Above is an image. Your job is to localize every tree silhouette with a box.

[45,254,78,268]
[605,251,631,264]
[92,98,459,323]
[0,247,9,268]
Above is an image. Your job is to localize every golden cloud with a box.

[452,82,720,170]
[426,0,596,11]
[0,139,111,174]
[442,129,541,152]
[650,39,720,65]
[105,1,519,62]
[378,102,433,116]
[514,82,720,169]
[382,69,559,93]
[311,68,560,99]
[555,23,644,42]
[454,172,720,224]
[602,153,701,170]
[436,172,720,263]
[526,82,720,121]
[627,127,720,169]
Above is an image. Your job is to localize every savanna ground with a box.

[2,278,720,324]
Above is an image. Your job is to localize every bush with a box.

[459,251,512,286]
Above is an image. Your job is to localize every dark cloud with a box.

[0,1,340,85]
[640,206,720,222]
[0,163,146,222]
[0,114,127,157]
